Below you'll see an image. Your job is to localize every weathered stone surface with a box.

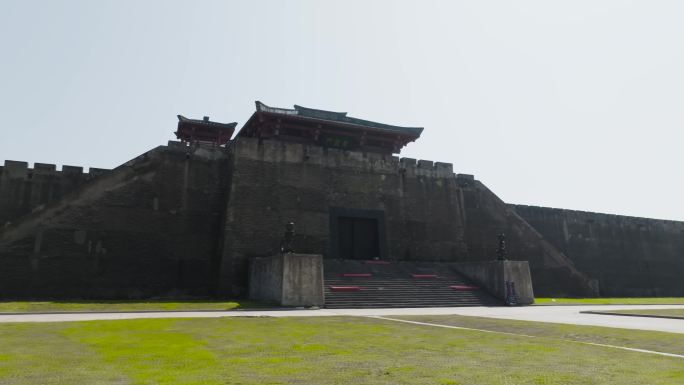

[4,132,673,300]
[0,161,111,227]
[454,260,535,305]
[249,253,324,306]
[458,182,599,297]
[512,205,684,297]
[218,137,470,297]
[0,144,229,299]
[215,137,597,297]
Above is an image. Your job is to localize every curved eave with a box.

[238,111,422,141]
[177,115,238,130]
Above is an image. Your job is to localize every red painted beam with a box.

[329,286,361,292]
[450,285,480,291]
[412,274,438,278]
[342,273,372,277]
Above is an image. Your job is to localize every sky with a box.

[1,1,683,220]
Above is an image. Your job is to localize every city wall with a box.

[218,137,468,296]
[0,161,109,227]
[0,143,229,299]
[512,205,684,296]
[218,137,596,297]
[0,137,604,299]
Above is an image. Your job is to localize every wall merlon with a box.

[62,165,83,174]
[434,162,453,173]
[33,163,57,173]
[455,173,475,186]
[167,140,186,148]
[231,138,455,177]
[1,160,113,180]
[88,167,109,177]
[417,160,433,169]
[3,160,28,172]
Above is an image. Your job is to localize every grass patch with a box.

[394,314,684,356]
[604,308,684,319]
[535,297,684,305]
[0,316,682,384]
[0,299,270,313]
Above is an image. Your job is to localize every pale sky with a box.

[2,1,683,220]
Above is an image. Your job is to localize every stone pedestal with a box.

[248,253,324,307]
[453,260,535,305]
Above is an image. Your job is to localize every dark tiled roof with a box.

[177,115,237,129]
[255,101,423,137]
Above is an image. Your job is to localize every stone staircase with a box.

[323,259,502,308]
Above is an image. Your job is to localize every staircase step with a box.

[323,259,502,308]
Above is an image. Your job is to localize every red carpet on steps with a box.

[330,286,361,292]
[450,285,479,291]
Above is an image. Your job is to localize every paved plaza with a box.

[1,304,683,334]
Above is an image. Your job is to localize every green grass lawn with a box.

[395,314,684,356]
[0,316,682,385]
[535,297,684,305]
[0,300,271,313]
[603,308,684,319]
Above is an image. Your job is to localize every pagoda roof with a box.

[175,115,237,145]
[245,101,423,138]
[177,115,238,130]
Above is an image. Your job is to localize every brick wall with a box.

[0,142,229,299]
[512,204,684,296]
[217,138,596,297]
[217,137,468,296]
[0,161,109,227]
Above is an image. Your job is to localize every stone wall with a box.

[454,260,535,305]
[249,253,324,307]
[217,137,596,298]
[218,137,468,296]
[512,205,684,296]
[458,180,598,297]
[0,136,604,300]
[0,161,109,227]
[0,142,229,299]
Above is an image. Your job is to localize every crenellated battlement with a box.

[231,137,460,179]
[1,160,110,179]
[0,160,112,226]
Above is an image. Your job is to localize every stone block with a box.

[303,145,324,164]
[88,168,109,177]
[417,160,433,169]
[2,160,28,178]
[34,163,56,172]
[62,165,83,174]
[248,253,324,306]
[234,137,259,159]
[167,140,185,148]
[434,162,453,175]
[453,260,535,305]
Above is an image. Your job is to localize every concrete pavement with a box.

[0,305,682,333]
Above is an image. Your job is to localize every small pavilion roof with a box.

[175,115,238,145]
[177,115,238,130]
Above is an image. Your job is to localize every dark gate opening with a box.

[337,217,380,260]
[329,207,387,260]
